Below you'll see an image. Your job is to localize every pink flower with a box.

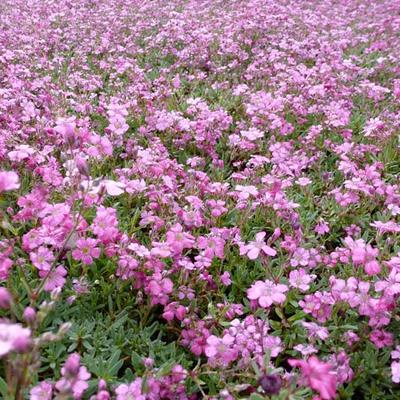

[115,379,145,400]
[56,353,90,399]
[289,269,316,291]
[0,171,20,192]
[147,276,173,305]
[205,334,238,366]
[220,271,231,286]
[247,280,288,308]
[315,221,330,235]
[294,344,318,356]
[369,329,393,349]
[243,232,276,260]
[72,238,101,265]
[0,322,31,356]
[92,206,119,243]
[207,199,228,217]
[235,185,259,200]
[391,361,400,383]
[30,381,53,400]
[30,246,55,272]
[345,237,381,275]
[41,266,67,292]
[165,223,195,254]
[198,235,225,259]
[301,321,329,341]
[289,356,337,399]
[101,180,126,196]
[296,177,312,186]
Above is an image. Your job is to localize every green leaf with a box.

[0,377,8,398]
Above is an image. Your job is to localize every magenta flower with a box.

[289,356,337,400]
[243,232,276,260]
[165,223,195,254]
[370,329,393,349]
[247,280,288,308]
[72,238,101,265]
[198,235,225,259]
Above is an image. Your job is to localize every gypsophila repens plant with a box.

[1,0,400,399]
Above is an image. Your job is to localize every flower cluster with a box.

[0,0,400,399]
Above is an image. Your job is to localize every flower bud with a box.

[58,322,72,336]
[76,157,90,177]
[98,379,107,391]
[13,336,32,353]
[143,357,154,368]
[258,374,282,395]
[23,306,37,323]
[64,353,81,377]
[96,391,110,400]
[0,287,12,309]
[63,123,76,146]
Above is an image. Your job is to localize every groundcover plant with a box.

[1,0,400,398]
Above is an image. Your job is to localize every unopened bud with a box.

[58,322,72,336]
[258,374,282,395]
[64,353,81,377]
[13,336,32,353]
[63,123,76,146]
[0,287,12,309]
[76,157,90,176]
[96,391,110,400]
[23,306,37,323]
[51,287,62,301]
[98,379,107,391]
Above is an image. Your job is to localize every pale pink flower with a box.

[205,334,238,366]
[0,171,20,192]
[391,361,400,383]
[247,280,288,308]
[0,322,31,356]
[296,177,312,186]
[243,232,276,260]
[30,381,53,400]
[289,269,316,291]
[30,247,55,272]
[115,379,145,400]
[235,185,259,200]
[294,344,318,356]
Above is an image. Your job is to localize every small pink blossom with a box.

[391,361,400,383]
[289,269,316,291]
[0,171,20,192]
[289,356,337,400]
[72,238,101,265]
[247,280,288,308]
[242,232,277,260]
[0,322,31,357]
[205,334,238,366]
[30,381,53,400]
